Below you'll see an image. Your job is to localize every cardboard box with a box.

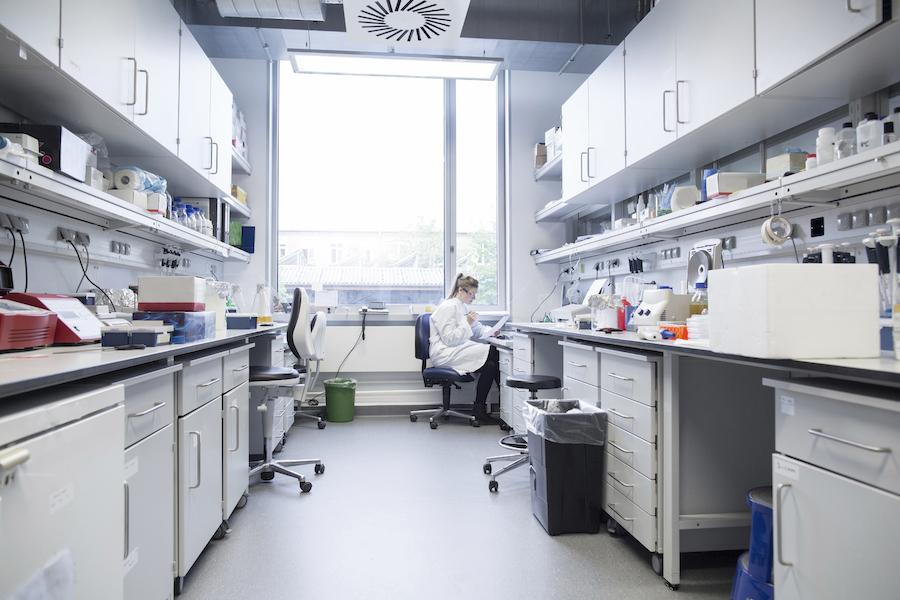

[706,172,766,199]
[534,142,547,157]
[708,264,880,359]
[231,185,247,205]
[108,189,148,209]
[137,276,207,311]
[146,193,166,214]
[766,152,808,179]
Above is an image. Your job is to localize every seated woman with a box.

[429,273,502,426]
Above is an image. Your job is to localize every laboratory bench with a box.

[501,322,900,594]
[0,324,288,600]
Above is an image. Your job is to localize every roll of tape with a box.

[114,168,142,190]
[761,216,792,246]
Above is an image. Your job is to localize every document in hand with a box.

[481,315,509,339]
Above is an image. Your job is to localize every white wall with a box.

[506,71,587,322]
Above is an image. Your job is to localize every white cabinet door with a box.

[0,0,60,66]
[624,0,677,166]
[60,0,136,120]
[177,397,223,578]
[178,21,212,178]
[588,43,625,184]
[756,0,883,94]
[124,424,175,600]
[222,381,249,520]
[561,79,590,200]
[134,0,180,155]
[0,400,124,600]
[773,454,900,600]
[208,65,234,194]
[675,0,755,136]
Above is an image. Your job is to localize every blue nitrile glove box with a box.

[132,311,215,343]
[226,313,258,329]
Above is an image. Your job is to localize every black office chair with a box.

[248,287,325,492]
[484,374,561,492]
[409,313,480,429]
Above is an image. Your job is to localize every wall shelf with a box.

[534,153,562,181]
[231,148,251,176]
[535,198,585,223]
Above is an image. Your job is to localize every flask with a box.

[815,127,836,166]
[882,121,896,146]
[857,112,883,152]
[834,122,856,160]
[689,282,708,316]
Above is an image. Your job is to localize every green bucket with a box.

[324,378,357,422]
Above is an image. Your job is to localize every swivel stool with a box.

[484,374,561,492]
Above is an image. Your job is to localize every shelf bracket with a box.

[642,228,685,241]
[779,192,839,206]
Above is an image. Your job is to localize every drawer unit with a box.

[178,350,227,415]
[122,368,178,448]
[770,379,900,495]
[500,381,512,427]
[272,397,286,441]
[606,423,657,480]
[561,341,601,386]
[512,357,532,378]
[604,451,657,515]
[498,348,513,376]
[600,352,657,406]
[512,334,533,364]
[563,375,601,406]
[223,345,252,392]
[512,389,528,434]
[600,389,657,443]
[601,479,657,551]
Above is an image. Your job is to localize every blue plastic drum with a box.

[746,486,774,583]
[730,551,774,600]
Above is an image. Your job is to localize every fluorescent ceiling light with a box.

[288,50,502,81]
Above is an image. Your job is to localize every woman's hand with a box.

[467,310,478,325]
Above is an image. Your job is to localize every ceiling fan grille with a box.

[343,0,470,49]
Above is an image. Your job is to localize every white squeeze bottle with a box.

[815,127,836,166]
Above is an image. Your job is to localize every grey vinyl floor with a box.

[178,415,739,600]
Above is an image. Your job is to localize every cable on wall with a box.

[67,240,116,311]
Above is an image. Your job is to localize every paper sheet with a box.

[480,315,509,339]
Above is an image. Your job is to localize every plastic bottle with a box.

[815,127,836,166]
[883,121,896,146]
[805,154,817,171]
[199,209,212,237]
[834,122,856,160]
[857,112,884,153]
[185,206,198,231]
[690,282,708,316]
[176,202,187,227]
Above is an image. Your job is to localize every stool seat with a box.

[250,366,300,382]
[506,374,561,391]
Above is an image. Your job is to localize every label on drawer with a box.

[124,547,139,576]
[774,456,800,481]
[124,457,139,480]
[781,395,795,416]
[49,483,75,514]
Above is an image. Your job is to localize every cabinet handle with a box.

[0,447,30,471]
[561,386,569,398]
[607,372,633,381]
[663,90,675,132]
[189,431,202,489]
[607,502,634,521]
[128,401,166,418]
[846,0,862,12]
[607,471,634,487]
[586,147,596,179]
[198,378,220,388]
[608,441,633,454]
[233,365,250,372]
[580,151,588,182]
[126,57,138,106]
[211,141,219,175]
[229,405,240,451]
[807,428,891,453]
[776,483,793,567]
[607,408,634,419]
[138,69,149,116]
[676,80,686,124]
[566,361,587,368]
[204,136,214,170]
[124,480,130,559]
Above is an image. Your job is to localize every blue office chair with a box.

[409,313,480,429]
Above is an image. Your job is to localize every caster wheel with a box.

[274,441,283,453]
[410,415,417,422]
[317,421,326,429]
[488,480,498,492]
[430,422,438,429]
[483,463,492,474]
[261,470,274,481]
[501,423,511,432]
[300,481,313,493]
[212,522,227,540]
[651,553,663,576]
[607,516,623,536]
[471,420,480,427]
[314,464,325,475]
[236,494,248,509]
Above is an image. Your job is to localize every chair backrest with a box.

[308,310,327,360]
[414,313,431,363]
[288,287,316,360]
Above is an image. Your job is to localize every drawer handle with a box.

[190,431,202,489]
[229,405,240,452]
[198,378,220,389]
[514,368,526,374]
[124,480,130,559]
[567,361,587,368]
[607,471,633,487]
[807,428,891,453]
[233,365,249,372]
[608,441,634,454]
[607,502,634,521]
[0,447,30,471]
[128,401,166,418]
[846,0,862,13]
[607,372,633,382]
[607,408,634,420]
[776,483,793,567]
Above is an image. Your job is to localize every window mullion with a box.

[444,78,457,295]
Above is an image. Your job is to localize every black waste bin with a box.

[525,399,607,536]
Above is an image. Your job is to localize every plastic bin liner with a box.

[524,399,606,446]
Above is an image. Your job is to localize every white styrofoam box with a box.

[85,166,104,190]
[146,193,166,214]
[708,264,880,359]
[138,276,207,310]
[108,189,148,209]
[706,172,766,199]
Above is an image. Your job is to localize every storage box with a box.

[226,313,258,329]
[706,172,766,199]
[146,193,167,214]
[766,152,808,179]
[231,185,247,205]
[108,189,148,209]
[545,127,561,157]
[238,226,255,253]
[131,311,215,343]
[708,264,880,359]
[137,276,207,311]
[0,123,94,181]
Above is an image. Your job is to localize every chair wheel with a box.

[410,415,417,422]
[483,463,492,474]
[489,481,498,492]
[314,464,325,474]
[261,470,274,481]
[471,420,480,427]
[300,481,312,492]
[429,421,438,429]
[317,421,326,429]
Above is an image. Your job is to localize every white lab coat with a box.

[429,298,490,374]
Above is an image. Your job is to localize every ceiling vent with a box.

[215,0,326,21]
[343,0,471,49]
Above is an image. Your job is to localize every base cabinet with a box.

[223,380,249,520]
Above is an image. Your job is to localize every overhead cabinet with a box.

[134,0,182,155]
[2,0,60,67]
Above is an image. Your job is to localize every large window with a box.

[277,62,501,309]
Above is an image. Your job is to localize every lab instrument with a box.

[0,298,57,350]
[5,292,102,343]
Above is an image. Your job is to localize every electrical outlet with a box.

[58,227,76,242]
[0,213,11,229]
[609,259,620,268]
[74,231,90,246]
[8,216,28,233]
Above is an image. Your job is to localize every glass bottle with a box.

[690,282,708,316]
[834,122,856,160]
